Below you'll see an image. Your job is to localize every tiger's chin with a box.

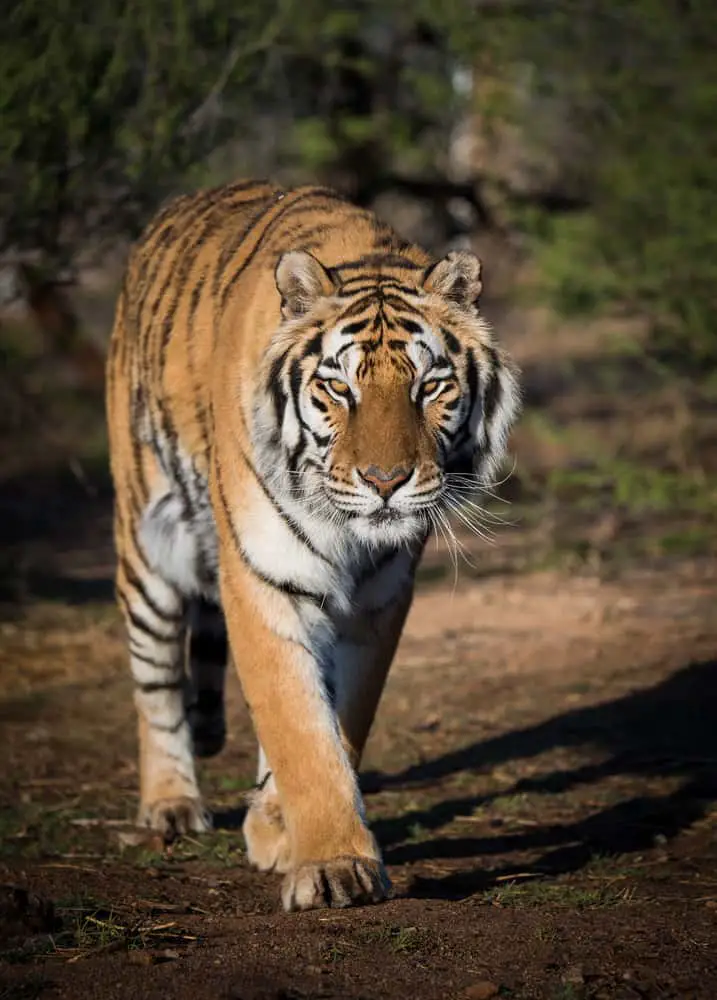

[346,508,428,549]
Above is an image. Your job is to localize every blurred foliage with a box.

[0,0,457,267]
[0,0,292,264]
[1,0,716,364]
[471,0,717,365]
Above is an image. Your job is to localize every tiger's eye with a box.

[328,379,350,395]
[423,380,440,397]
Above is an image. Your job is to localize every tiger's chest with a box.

[140,443,411,624]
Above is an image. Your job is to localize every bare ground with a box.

[1,301,717,999]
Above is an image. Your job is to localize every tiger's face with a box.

[260,249,519,549]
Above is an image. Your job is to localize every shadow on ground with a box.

[0,461,115,609]
[364,658,717,898]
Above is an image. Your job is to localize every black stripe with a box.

[188,267,212,449]
[139,188,220,329]
[267,347,292,427]
[288,357,303,409]
[335,253,423,272]
[211,194,282,300]
[237,446,336,567]
[220,189,345,310]
[482,348,502,426]
[214,471,326,605]
[340,318,370,335]
[466,348,479,410]
[255,771,273,793]
[238,544,326,606]
[137,680,184,693]
[119,591,179,645]
[215,450,331,584]
[302,329,325,357]
[294,223,331,246]
[298,414,331,450]
[140,196,183,244]
[120,557,184,624]
[335,294,377,321]
[319,869,333,905]
[337,278,421,298]
[286,358,307,472]
[216,389,336,566]
[129,645,175,669]
[134,224,178,324]
[441,326,462,354]
[399,318,423,334]
[311,430,331,449]
[382,293,421,313]
[128,381,150,510]
[287,433,307,474]
[150,715,186,733]
[335,283,378,298]
[154,200,237,510]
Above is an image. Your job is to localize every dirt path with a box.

[2,550,717,999]
[2,294,717,997]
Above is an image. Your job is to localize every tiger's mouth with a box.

[367,507,402,526]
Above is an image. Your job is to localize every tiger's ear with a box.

[275,251,335,318]
[422,250,483,308]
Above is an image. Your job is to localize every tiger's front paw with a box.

[281,856,391,912]
[243,795,291,874]
[138,796,212,843]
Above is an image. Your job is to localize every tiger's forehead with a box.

[321,292,448,380]
[322,323,446,382]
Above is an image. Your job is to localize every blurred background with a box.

[1,0,716,591]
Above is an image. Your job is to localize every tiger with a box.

[106,180,520,912]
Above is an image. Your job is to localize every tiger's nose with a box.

[358,464,412,499]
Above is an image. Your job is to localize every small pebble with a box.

[463,981,500,999]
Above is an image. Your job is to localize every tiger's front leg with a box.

[332,584,416,772]
[219,550,389,912]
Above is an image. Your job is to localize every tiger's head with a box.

[258,248,520,549]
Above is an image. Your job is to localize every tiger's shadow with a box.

[362,658,717,899]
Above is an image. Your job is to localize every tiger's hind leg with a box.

[187,597,227,759]
[116,549,211,841]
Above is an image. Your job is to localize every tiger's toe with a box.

[138,796,212,843]
[281,856,391,912]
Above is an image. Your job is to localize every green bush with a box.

[0,0,295,265]
[474,1,717,365]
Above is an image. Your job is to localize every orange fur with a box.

[106,180,520,910]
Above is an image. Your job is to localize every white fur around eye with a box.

[421,377,452,403]
[315,375,353,406]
